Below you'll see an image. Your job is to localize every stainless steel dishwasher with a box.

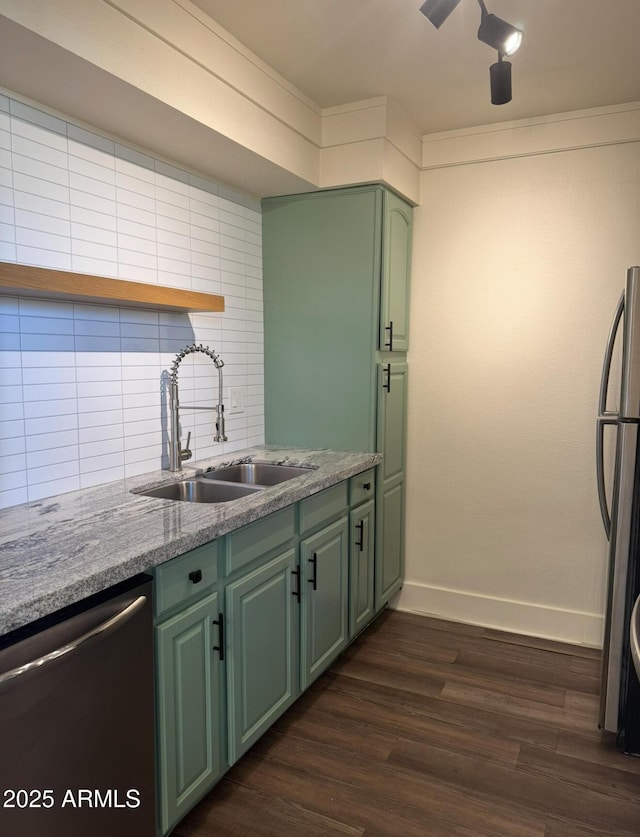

[0,575,155,837]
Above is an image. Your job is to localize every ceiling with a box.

[190,0,640,135]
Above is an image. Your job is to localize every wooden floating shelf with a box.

[0,262,225,313]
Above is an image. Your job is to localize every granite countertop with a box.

[0,446,381,636]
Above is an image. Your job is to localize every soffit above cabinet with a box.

[0,262,225,313]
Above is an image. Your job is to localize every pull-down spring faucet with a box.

[168,343,227,472]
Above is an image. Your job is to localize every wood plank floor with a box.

[172,610,640,837]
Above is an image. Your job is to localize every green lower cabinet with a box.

[377,479,405,609]
[155,591,225,835]
[300,516,349,689]
[349,499,375,637]
[225,548,299,764]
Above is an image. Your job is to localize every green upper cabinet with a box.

[262,185,411,453]
[380,190,412,353]
[263,187,381,451]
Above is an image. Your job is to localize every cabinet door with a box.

[225,548,299,764]
[378,361,408,483]
[377,480,405,608]
[349,499,375,637]
[263,188,380,452]
[380,190,412,353]
[300,516,349,689]
[155,591,224,835]
[376,361,408,610]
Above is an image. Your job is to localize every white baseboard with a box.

[392,581,604,649]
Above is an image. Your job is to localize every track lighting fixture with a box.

[419,0,523,105]
[489,54,512,105]
[477,7,522,56]
[418,0,463,29]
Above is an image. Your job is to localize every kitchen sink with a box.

[202,462,314,486]
[135,479,263,503]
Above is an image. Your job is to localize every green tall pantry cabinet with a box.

[262,185,411,611]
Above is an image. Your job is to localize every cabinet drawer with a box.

[155,541,219,619]
[299,482,348,535]
[350,468,376,507]
[225,506,295,576]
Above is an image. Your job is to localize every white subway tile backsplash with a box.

[26,429,79,453]
[78,409,124,429]
[79,450,124,474]
[1,471,28,491]
[28,475,80,501]
[0,437,25,456]
[20,333,75,352]
[0,488,28,509]
[0,93,264,507]
[23,398,77,420]
[0,453,26,474]
[0,242,16,261]
[80,466,125,489]
[74,334,122,352]
[24,414,77,436]
[0,417,24,438]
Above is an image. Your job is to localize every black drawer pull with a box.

[212,613,224,661]
[383,363,391,392]
[363,482,371,491]
[292,566,301,604]
[384,320,394,351]
[188,569,202,584]
[308,553,318,591]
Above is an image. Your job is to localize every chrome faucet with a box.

[168,343,227,472]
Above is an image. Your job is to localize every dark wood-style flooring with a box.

[173,610,640,837]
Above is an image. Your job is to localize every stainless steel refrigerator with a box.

[597,265,640,752]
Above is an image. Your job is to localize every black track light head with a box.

[419,0,463,29]
[478,12,523,56]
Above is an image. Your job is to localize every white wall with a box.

[400,122,640,645]
[0,93,264,509]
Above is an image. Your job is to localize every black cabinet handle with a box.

[212,612,224,661]
[355,520,364,552]
[292,566,301,604]
[188,569,202,584]
[363,482,371,491]
[384,320,394,351]
[308,553,318,591]
[383,363,391,392]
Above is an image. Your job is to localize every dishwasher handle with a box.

[0,595,147,687]
[631,595,640,680]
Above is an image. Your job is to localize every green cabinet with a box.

[376,360,408,608]
[300,516,349,689]
[225,547,299,764]
[154,545,225,836]
[263,184,411,611]
[154,471,379,834]
[349,498,375,637]
[380,190,412,353]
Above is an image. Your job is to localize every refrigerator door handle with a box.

[599,291,624,417]
[631,595,640,680]
[596,417,617,540]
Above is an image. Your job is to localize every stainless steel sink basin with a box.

[202,462,314,486]
[136,479,262,503]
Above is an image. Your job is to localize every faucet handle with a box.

[180,431,192,462]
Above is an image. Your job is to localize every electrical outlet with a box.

[228,387,245,414]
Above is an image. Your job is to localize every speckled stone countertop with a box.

[0,446,381,635]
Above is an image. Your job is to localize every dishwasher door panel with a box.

[0,577,155,837]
